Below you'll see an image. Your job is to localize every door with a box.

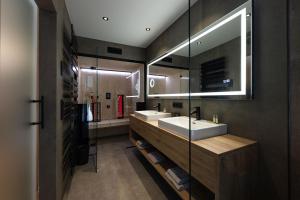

[0,0,39,199]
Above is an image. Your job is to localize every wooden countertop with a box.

[130,114,256,156]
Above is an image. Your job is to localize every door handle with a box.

[29,96,44,129]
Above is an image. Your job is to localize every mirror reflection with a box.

[189,15,242,93]
[148,65,189,95]
[147,1,252,98]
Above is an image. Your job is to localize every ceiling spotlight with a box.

[246,13,251,17]
[146,28,151,31]
[102,17,109,21]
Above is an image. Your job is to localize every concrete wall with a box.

[37,0,72,199]
[38,9,58,200]
[146,0,289,199]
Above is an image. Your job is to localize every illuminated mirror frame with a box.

[126,70,141,98]
[80,68,141,99]
[147,1,252,98]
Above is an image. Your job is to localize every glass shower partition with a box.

[78,56,101,122]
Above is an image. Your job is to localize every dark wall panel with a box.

[38,9,57,200]
[35,0,55,12]
[38,0,73,199]
[289,0,300,199]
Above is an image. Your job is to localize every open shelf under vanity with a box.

[130,131,215,200]
[129,114,257,200]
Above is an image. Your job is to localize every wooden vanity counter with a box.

[129,114,257,200]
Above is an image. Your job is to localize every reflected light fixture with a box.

[148,74,167,79]
[126,95,139,98]
[180,76,189,80]
[126,70,140,79]
[81,68,131,76]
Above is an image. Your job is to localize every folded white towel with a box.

[166,167,189,185]
[147,151,165,164]
[136,140,149,149]
[165,171,189,191]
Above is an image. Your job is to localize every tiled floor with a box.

[65,135,180,200]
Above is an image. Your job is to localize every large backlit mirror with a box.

[147,0,252,99]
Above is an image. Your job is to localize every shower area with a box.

[78,56,144,135]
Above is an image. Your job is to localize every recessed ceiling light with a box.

[146,28,151,31]
[102,17,109,21]
[246,13,251,17]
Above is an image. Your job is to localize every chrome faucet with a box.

[153,103,161,112]
[190,106,201,120]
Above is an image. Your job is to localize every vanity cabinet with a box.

[129,115,257,200]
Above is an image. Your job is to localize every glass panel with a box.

[78,56,100,122]
[189,1,252,199]
[78,56,144,121]
[0,0,38,199]
[144,1,191,199]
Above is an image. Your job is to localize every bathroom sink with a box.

[134,110,171,121]
[158,116,227,140]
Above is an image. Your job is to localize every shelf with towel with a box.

[129,131,208,200]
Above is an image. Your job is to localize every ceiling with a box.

[65,0,197,48]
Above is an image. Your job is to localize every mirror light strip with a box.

[147,4,249,97]
[126,70,140,79]
[148,74,167,79]
[240,8,247,95]
[81,68,132,76]
[180,77,189,80]
[126,95,140,98]
[148,91,245,97]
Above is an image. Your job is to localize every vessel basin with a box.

[158,116,227,140]
[134,110,172,121]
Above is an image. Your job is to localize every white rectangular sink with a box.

[158,116,227,140]
[134,110,172,121]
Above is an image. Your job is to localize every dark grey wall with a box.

[39,9,57,200]
[34,0,55,12]
[146,0,289,199]
[289,0,300,199]
[38,0,72,199]
[77,36,146,62]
